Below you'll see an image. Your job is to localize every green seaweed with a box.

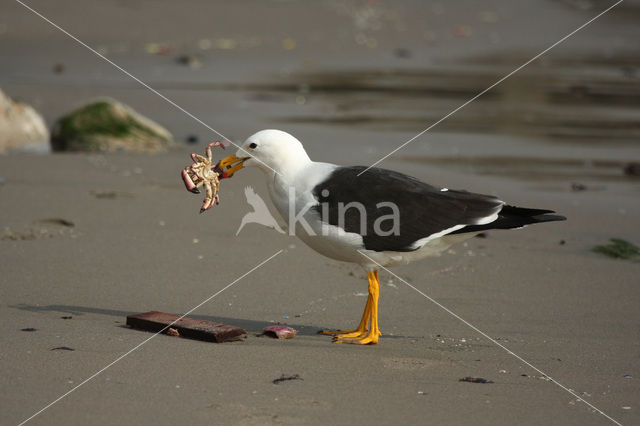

[592,238,640,262]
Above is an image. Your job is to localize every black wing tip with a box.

[500,206,567,221]
[501,205,555,216]
[449,208,566,236]
[531,213,567,223]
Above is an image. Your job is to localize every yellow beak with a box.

[215,153,247,179]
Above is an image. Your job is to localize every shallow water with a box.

[260,54,640,143]
[2,0,639,180]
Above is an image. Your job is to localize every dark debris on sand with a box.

[272,374,303,385]
[51,346,75,351]
[459,376,494,384]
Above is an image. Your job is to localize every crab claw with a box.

[181,169,200,194]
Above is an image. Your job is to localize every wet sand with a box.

[1,1,639,425]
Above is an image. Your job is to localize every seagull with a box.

[236,186,285,235]
[215,130,566,345]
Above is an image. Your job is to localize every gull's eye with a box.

[249,143,257,149]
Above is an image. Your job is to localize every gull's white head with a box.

[217,129,310,178]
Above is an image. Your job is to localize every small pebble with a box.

[176,54,202,69]
[452,25,472,37]
[145,43,172,55]
[624,162,640,176]
[198,39,212,50]
[281,38,296,50]
[571,182,587,191]
[393,48,412,59]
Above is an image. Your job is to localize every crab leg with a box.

[200,200,212,213]
[193,168,206,181]
[200,182,214,213]
[181,169,201,193]
[205,141,225,162]
[191,153,208,164]
[205,144,213,162]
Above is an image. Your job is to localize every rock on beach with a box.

[51,98,174,153]
[0,89,50,154]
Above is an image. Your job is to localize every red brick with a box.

[126,311,246,343]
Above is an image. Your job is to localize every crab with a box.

[181,141,225,213]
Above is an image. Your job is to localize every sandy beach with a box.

[1,1,639,425]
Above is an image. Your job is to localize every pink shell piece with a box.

[263,325,297,339]
[166,327,180,337]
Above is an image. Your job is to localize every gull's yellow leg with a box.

[334,269,381,345]
[320,293,372,338]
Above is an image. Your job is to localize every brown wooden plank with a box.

[126,311,246,343]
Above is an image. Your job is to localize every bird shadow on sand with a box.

[10,303,411,339]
